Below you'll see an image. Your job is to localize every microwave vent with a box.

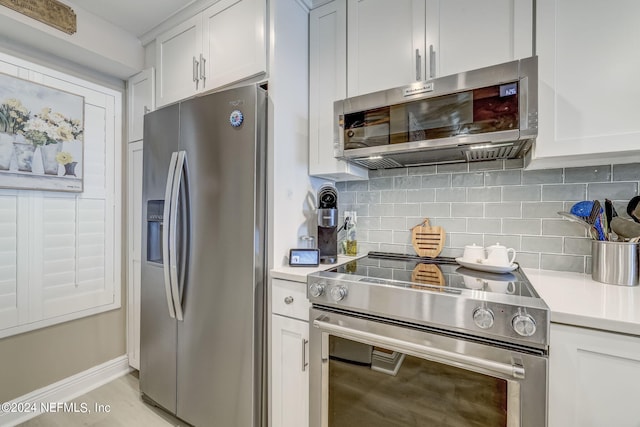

[353,157,403,169]
[465,144,519,162]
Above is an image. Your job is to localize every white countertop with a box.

[270,255,359,283]
[524,268,640,336]
[271,260,640,336]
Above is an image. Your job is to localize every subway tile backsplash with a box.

[336,160,640,274]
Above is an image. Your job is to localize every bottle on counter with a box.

[345,212,357,256]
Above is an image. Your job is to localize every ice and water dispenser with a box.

[147,200,164,264]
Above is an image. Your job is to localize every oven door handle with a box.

[313,317,525,379]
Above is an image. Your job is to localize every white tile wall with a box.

[336,160,640,273]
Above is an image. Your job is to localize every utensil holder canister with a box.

[591,241,639,286]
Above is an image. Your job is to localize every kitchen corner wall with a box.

[336,160,640,273]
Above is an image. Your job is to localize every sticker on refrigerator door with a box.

[229,110,244,127]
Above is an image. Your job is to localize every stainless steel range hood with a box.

[334,56,538,169]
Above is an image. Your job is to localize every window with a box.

[0,52,121,338]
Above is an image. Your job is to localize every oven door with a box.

[309,307,547,427]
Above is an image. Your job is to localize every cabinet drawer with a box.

[272,279,310,321]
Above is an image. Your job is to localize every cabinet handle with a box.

[429,44,436,79]
[200,54,206,88]
[284,296,294,304]
[301,338,309,372]
[143,106,150,114]
[415,49,422,81]
[193,56,200,90]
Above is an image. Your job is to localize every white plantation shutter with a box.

[39,196,113,318]
[0,194,18,329]
[0,52,121,338]
[82,104,108,197]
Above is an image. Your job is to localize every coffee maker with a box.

[317,185,338,264]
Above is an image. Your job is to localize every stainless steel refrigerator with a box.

[140,84,267,427]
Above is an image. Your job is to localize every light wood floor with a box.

[20,372,190,426]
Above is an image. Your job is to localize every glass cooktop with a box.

[327,252,540,299]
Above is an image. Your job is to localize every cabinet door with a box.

[271,314,309,427]
[347,0,426,96]
[156,15,202,107]
[202,0,266,90]
[549,324,640,427]
[309,0,368,181]
[531,0,640,168]
[127,68,155,142]
[127,141,143,370]
[425,0,533,77]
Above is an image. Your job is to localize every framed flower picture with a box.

[0,72,84,192]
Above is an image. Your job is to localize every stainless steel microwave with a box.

[334,56,538,169]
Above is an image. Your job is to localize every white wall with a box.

[0,0,143,79]
[268,0,329,267]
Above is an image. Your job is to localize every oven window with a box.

[328,337,508,427]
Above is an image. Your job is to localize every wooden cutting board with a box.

[410,218,445,258]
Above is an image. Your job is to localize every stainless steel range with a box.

[307,252,549,427]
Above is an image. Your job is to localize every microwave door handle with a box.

[162,152,179,319]
[169,150,186,321]
[313,318,525,379]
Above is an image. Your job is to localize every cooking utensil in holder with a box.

[591,240,639,286]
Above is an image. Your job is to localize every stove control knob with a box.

[330,285,348,302]
[309,283,325,298]
[473,307,494,329]
[512,314,537,337]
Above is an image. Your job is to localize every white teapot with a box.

[484,243,516,267]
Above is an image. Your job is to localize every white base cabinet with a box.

[549,323,640,427]
[271,314,309,427]
[527,0,640,169]
[270,278,310,427]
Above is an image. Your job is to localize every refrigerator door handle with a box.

[169,150,186,321]
[163,152,179,319]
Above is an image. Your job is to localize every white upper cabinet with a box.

[155,0,266,107]
[156,16,203,107]
[527,0,640,169]
[309,0,368,181]
[202,0,266,90]
[347,0,426,97]
[425,0,533,77]
[345,0,532,98]
[127,68,155,142]
[310,0,530,180]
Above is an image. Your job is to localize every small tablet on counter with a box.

[288,248,320,267]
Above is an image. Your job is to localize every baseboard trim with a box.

[0,355,131,427]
